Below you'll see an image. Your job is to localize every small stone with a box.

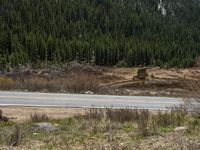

[33,133,39,135]
[85,91,94,94]
[174,126,188,132]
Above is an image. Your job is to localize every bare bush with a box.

[151,110,186,128]
[64,72,99,93]
[105,108,138,123]
[0,76,16,90]
[9,125,22,147]
[86,109,104,120]
[30,112,49,122]
[17,77,61,92]
[135,109,150,137]
[183,79,200,115]
[16,72,100,93]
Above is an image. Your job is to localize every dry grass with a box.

[17,77,61,92]
[12,72,100,93]
[30,112,50,122]
[151,110,186,128]
[106,108,139,123]
[183,79,200,115]
[0,76,16,90]
[0,108,199,149]
[81,109,104,121]
[63,73,100,93]
[135,109,150,136]
[9,125,22,146]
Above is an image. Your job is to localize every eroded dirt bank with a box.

[0,64,200,97]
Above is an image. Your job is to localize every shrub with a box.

[17,77,60,92]
[151,110,186,128]
[105,108,138,123]
[64,73,99,93]
[9,125,22,146]
[30,112,49,122]
[0,76,16,90]
[135,109,150,137]
[183,79,200,115]
[75,109,104,121]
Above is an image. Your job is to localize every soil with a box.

[0,106,85,122]
[1,65,200,97]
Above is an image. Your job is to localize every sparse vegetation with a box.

[0,108,199,149]
[0,66,199,98]
[184,79,200,115]
[63,72,99,93]
[30,112,49,123]
[0,77,16,90]
[9,125,22,147]
[0,70,101,94]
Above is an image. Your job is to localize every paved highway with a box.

[0,91,183,110]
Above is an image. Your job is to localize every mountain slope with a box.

[0,0,200,69]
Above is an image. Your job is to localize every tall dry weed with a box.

[0,76,16,90]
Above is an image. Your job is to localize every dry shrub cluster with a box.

[135,109,150,136]
[77,108,189,137]
[105,108,139,123]
[0,71,100,93]
[9,125,22,147]
[63,73,99,93]
[0,76,16,90]
[83,109,104,121]
[152,110,186,127]
[17,77,61,92]
[0,125,22,147]
[184,79,200,115]
[13,72,100,93]
[30,112,50,122]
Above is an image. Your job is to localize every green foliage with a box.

[0,0,200,68]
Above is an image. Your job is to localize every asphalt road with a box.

[0,91,184,110]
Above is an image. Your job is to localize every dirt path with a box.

[0,106,85,122]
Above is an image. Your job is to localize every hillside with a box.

[1,0,200,70]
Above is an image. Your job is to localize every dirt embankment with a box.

[0,107,85,122]
[0,64,200,97]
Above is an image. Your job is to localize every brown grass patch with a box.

[30,112,50,122]
[0,76,16,90]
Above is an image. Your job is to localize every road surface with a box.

[0,91,184,110]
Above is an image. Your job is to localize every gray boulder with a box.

[174,126,188,132]
[33,122,57,131]
[85,91,94,94]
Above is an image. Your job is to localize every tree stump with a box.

[136,68,149,80]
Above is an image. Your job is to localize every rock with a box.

[0,116,9,122]
[174,126,188,132]
[0,110,9,122]
[33,133,39,136]
[32,122,57,131]
[85,91,94,94]
[150,91,157,95]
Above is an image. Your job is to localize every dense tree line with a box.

[0,0,200,70]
